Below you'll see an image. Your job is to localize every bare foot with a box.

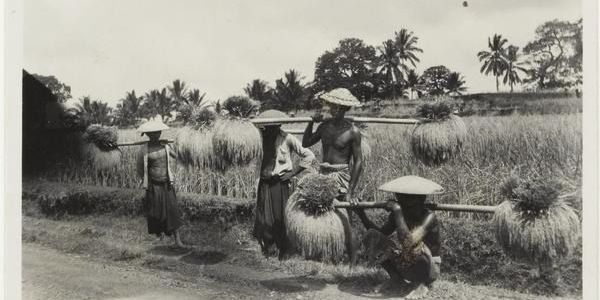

[373,278,396,294]
[405,283,429,299]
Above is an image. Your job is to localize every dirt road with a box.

[22,243,245,300]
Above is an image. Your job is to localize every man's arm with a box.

[389,204,437,249]
[355,209,384,232]
[302,120,323,147]
[346,127,363,204]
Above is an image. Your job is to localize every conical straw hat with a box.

[137,115,169,134]
[319,88,361,107]
[255,110,288,126]
[378,176,444,195]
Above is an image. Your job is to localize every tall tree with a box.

[115,90,143,126]
[503,46,527,92]
[405,69,421,99]
[31,73,72,103]
[177,88,211,124]
[522,19,582,89]
[313,38,377,101]
[75,96,112,125]
[377,40,404,102]
[394,29,423,70]
[477,34,508,92]
[244,79,271,103]
[142,88,176,121]
[420,65,451,96]
[445,72,467,96]
[271,69,307,113]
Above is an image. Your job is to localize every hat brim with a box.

[320,96,362,107]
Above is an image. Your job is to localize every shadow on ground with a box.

[180,250,228,265]
[149,245,192,256]
[259,276,327,293]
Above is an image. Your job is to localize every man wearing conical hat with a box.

[303,88,364,263]
[136,115,185,247]
[254,110,316,259]
[355,176,442,298]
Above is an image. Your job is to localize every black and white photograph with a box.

[3,0,598,299]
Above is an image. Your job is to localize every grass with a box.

[31,113,582,212]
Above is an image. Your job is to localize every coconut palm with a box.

[405,69,421,99]
[377,40,404,102]
[115,90,143,126]
[168,79,188,104]
[271,69,307,113]
[445,72,467,96]
[503,45,527,93]
[244,79,271,103]
[75,96,112,125]
[178,88,212,124]
[142,88,177,121]
[394,29,423,69]
[478,34,508,92]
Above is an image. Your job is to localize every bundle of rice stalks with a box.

[211,118,262,171]
[410,101,466,165]
[82,125,118,151]
[174,126,216,169]
[80,125,121,170]
[285,174,351,262]
[493,175,580,264]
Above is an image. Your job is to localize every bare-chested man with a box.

[356,176,443,299]
[302,88,364,262]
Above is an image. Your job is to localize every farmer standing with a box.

[302,88,364,262]
[253,110,315,259]
[137,116,185,248]
[355,176,442,299]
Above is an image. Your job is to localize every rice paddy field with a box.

[40,112,582,213]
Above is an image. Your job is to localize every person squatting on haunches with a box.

[302,88,364,263]
[253,110,316,259]
[136,116,185,248]
[354,176,443,299]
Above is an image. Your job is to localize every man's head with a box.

[326,103,351,119]
[378,176,444,210]
[394,193,427,210]
[145,131,162,141]
[318,88,361,116]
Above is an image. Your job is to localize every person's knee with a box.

[405,254,438,284]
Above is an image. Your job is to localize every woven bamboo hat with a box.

[255,110,288,126]
[319,88,361,107]
[137,115,169,136]
[378,176,444,195]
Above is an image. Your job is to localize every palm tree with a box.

[394,29,423,70]
[405,69,421,99]
[272,69,307,113]
[445,72,467,96]
[75,96,112,125]
[178,88,211,124]
[377,40,404,102]
[503,45,527,93]
[477,34,508,92]
[116,90,143,124]
[142,88,176,121]
[244,79,271,103]
[168,79,188,104]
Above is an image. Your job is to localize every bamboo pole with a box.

[334,201,497,214]
[250,117,422,125]
[116,139,174,147]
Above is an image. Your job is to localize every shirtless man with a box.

[355,176,443,299]
[302,88,364,262]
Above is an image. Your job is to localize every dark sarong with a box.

[253,177,291,253]
[144,181,183,236]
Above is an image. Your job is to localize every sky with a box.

[24,0,582,107]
